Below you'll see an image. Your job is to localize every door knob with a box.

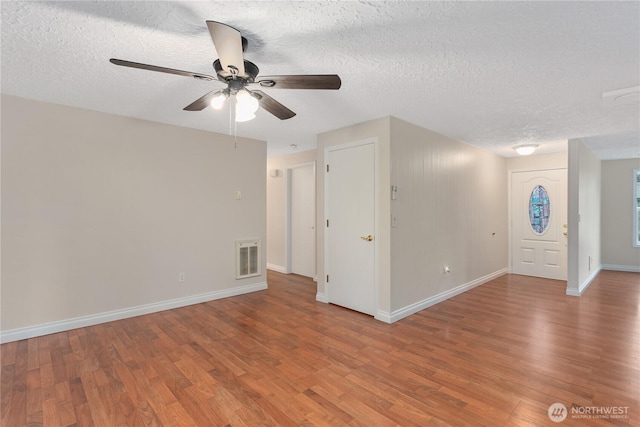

[360,235,373,241]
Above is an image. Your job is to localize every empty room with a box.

[1,1,639,426]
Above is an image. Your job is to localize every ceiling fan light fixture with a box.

[514,144,539,156]
[235,111,256,122]
[210,91,228,110]
[235,90,259,115]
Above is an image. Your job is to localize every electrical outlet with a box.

[179,272,185,282]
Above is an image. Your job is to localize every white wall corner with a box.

[387,268,508,324]
[266,263,287,274]
[0,282,267,344]
[375,310,392,324]
[315,292,328,303]
[566,264,601,296]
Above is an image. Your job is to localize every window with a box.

[635,169,640,247]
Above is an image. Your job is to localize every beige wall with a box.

[389,117,508,311]
[317,116,507,321]
[601,158,640,269]
[567,139,601,294]
[506,151,567,171]
[1,95,266,335]
[266,149,317,272]
[317,117,392,314]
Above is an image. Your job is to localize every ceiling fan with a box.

[110,20,341,122]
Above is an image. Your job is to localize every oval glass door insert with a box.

[529,185,550,234]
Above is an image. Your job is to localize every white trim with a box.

[375,310,392,324]
[315,292,328,303]
[0,282,267,344]
[266,263,287,274]
[566,265,601,296]
[382,268,508,324]
[602,264,640,273]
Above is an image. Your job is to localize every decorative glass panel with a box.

[529,185,551,235]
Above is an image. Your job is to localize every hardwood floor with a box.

[1,270,639,426]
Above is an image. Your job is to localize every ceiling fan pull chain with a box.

[233,100,238,149]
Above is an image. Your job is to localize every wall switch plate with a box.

[236,190,242,200]
[179,272,185,282]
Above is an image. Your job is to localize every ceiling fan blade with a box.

[183,90,222,111]
[206,21,245,77]
[251,90,296,120]
[110,58,215,81]
[255,75,341,90]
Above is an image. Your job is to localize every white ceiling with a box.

[2,1,639,159]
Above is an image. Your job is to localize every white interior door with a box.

[326,141,376,315]
[289,163,316,278]
[511,169,567,280]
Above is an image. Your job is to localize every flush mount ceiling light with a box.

[514,144,539,156]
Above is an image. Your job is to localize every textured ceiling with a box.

[2,1,639,158]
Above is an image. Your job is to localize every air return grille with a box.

[236,240,261,279]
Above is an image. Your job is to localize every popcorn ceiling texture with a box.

[2,1,638,158]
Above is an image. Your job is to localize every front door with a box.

[511,169,567,280]
[326,140,376,315]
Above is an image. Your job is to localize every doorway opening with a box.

[286,162,316,279]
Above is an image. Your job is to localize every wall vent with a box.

[236,240,261,279]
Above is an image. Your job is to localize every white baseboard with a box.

[375,310,392,324]
[383,268,508,324]
[602,264,640,273]
[266,263,287,274]
[316,292,328,303]
[566,265,602,296]
[0,282,267,344]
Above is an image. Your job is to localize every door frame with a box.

[323,138,379,314]
[285,161,317,279]
[507,167,568,277]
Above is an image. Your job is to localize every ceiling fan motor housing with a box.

[213,59,259,83]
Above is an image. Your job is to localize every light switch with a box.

[236,190,242,200]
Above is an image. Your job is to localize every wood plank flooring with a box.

[1,270,639,426]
